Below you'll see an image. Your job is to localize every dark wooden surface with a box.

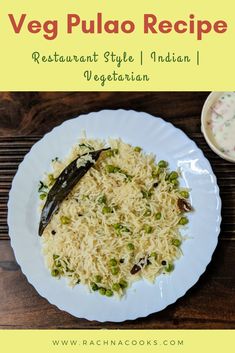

[0,92,235,329]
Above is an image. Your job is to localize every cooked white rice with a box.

[40,137,189,296]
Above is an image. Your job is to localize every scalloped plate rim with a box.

[7,109,221,322]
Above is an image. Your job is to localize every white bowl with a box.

[201,91,235,163]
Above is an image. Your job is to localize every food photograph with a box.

[0,91,234,328]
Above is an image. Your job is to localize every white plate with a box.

[8,110,221,322]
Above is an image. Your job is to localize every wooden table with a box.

[0,92,234,329]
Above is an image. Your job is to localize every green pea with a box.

[94,275,102,283]
[165,263,175,272]
[106,164,116,173]
[113,223,121,230]
[115,230,121,237]
[150,252,158,259]
[152,168,159,178]
[99,288,106,295]
[144,224,153,233]
[111,267,119,275]
[179,217,189,225]
[102,206,112,214]
[158,160,168,168]
[106,150,113,157]
[141,189,148,199]
[60,216,71,225]
[119,279,128,289]
[113,224,130,233]
[106,149,119,157]
[144,209,151,217]
[98,195,106,204]
[113,167,121,173]
[51,269,59,277]
[155,212,162,220]
[48,173,56,185]
[113,223,122,236]
[109,258,117,266]
[48,173,54,180]
[127,243,135,251]
[169,171,178,181]
[125,174,133,182]
[172,239,181,247]
[91,282,99,291]
[106,165,120,173]
[40,193,47,200]
[105,289,114,297]
[55,260,62,268]
[134,146,142,152]
[53,254,60,260]
[171,179,179,187]
[180,191,189,199]
[141,189,153,199]
[112,283,121,292]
